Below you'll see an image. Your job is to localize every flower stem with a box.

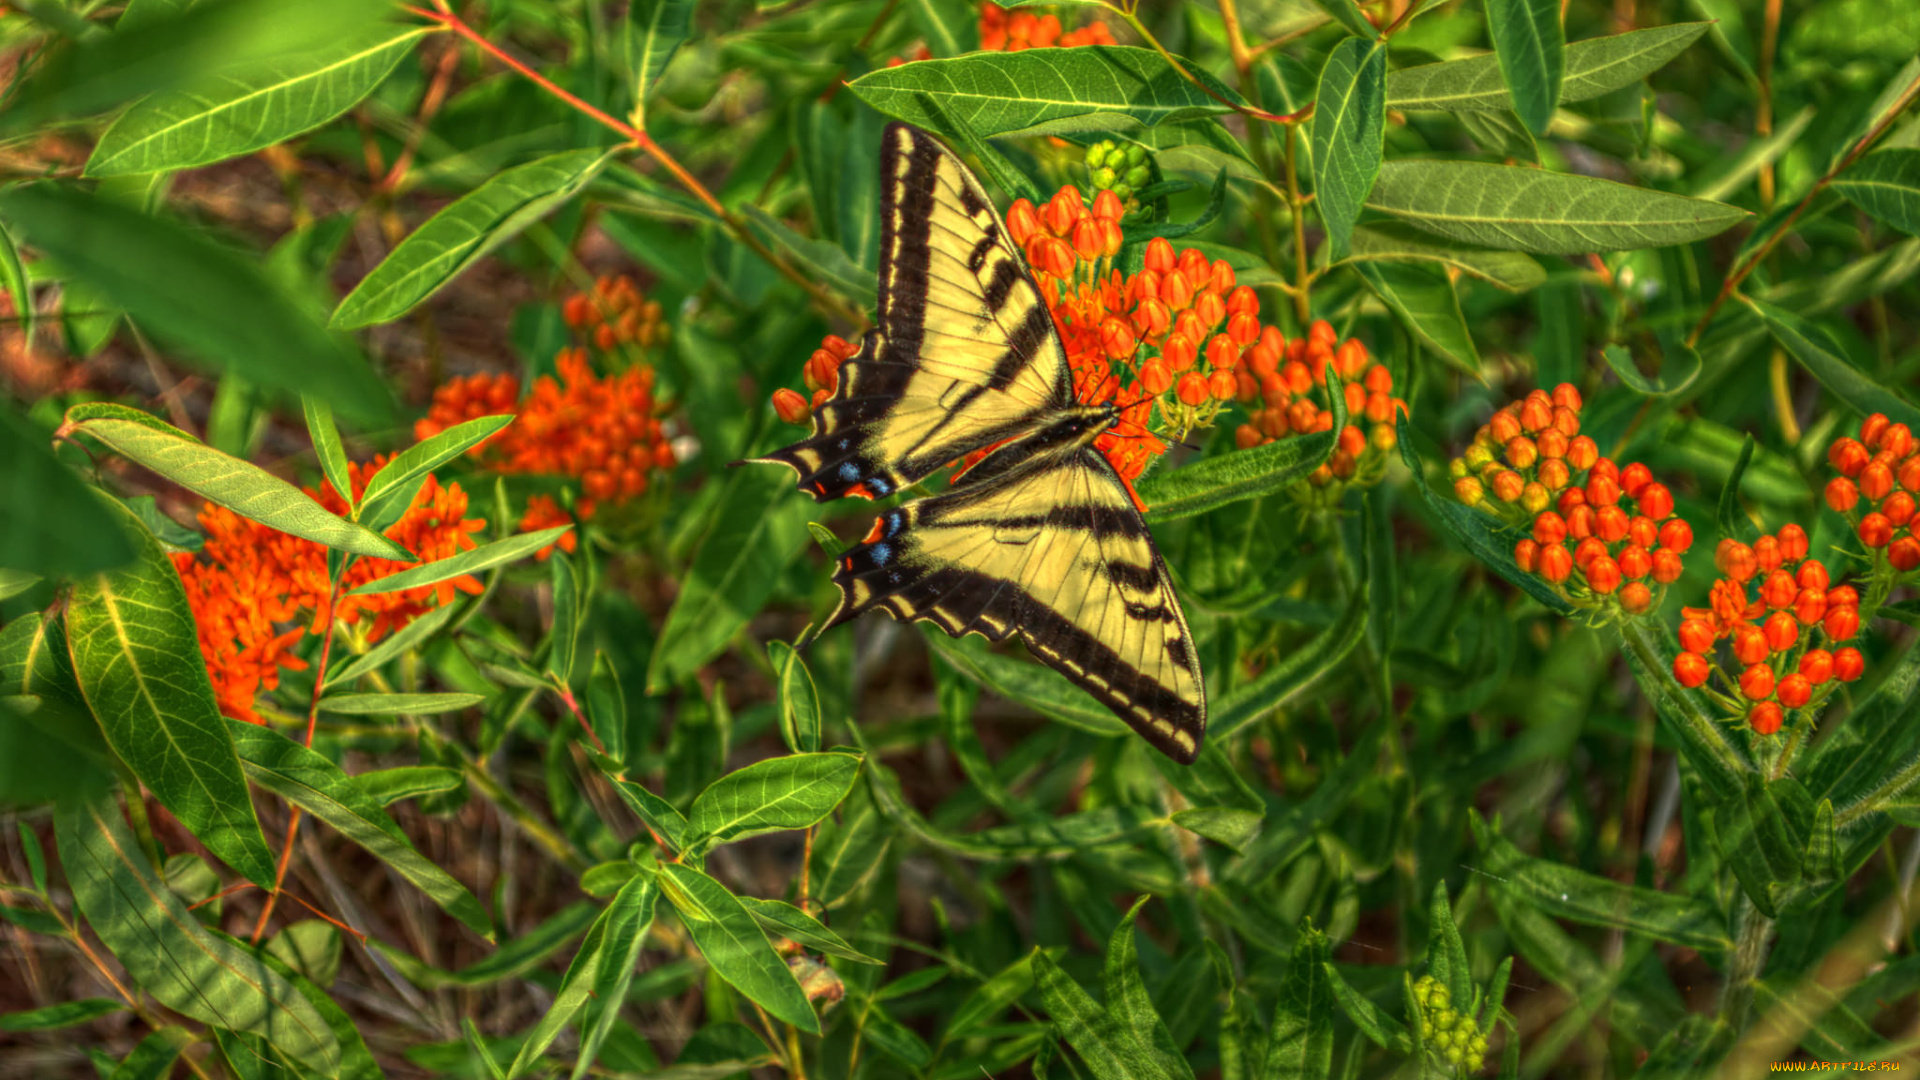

[1717,894,1775,1030]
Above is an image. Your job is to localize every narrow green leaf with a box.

[1616,619,1747,790]
[63,404,410,561]
[915,90,1044,207]
[546,551,582,685]
[1425,884,1471,1007]
[848,47,1243,139]
[316,692,485,715]
[573,874,660,1079]
[351,765,462,806]
[1742,296,1920,431]
[1485,0,1564,135]
[588,651,628,764]
[610,778,689,853]
[684,751,863,854]
[375,903,595,988]
[738,204,877,309]
[0,185,392,423]
[0,998,126,1031]
[1325,962,1411,1053]
[1266,923,1334,1079]
[947,953,1043,1042]
[1310,0,1376,40]
[1600,342,1701,397]
[658,863,820,1034]
[301,397,354,515]
[1211,586,1367,740]
[86,25,428,176]
[1031,949,1177,1080]
[1365,161,1748,254]
[768,640,822,754]
[1340,224,1546,291]
[508,876,659,1079]
[1310,38,1387,260]
[1832,150,1920,236]
[809,781,890,911]
[349,526,569,595]
[622,0,695,126]
[359,414,513,514]
[0,406,135,576]
[1715,434,1759,545]
[108,1026,194,1080]
[1386,23,1710,112]
[323,601,457,688]
[1353,260,1480,375]
[228,720,493,939]
[1171,807,1262,852]
[738,896,882,965]
[924,631,1128,737]
[65,499,275,886]
[331,149,612,328]
[0,569,42,602]
[55,795,341,1071]
[1104,898,1194,1080]
[1140,367,1345,520]
[0,222,30,350]
[903,0,978,58]
[647,464,810,691]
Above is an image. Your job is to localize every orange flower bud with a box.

[1717,541,1758,582]
[1761,569,1798,609]
[1883,422,1915,460]
[1227,312,1260,347]
[1455,476,1485,505]
[1236,423,1264,449]
[1565,435,1597,470]
[1674,652,1710,687]
[1144,237,1176,274]
[1829,437,1869,477]
[1574,536,1609,573]
[1537,458,1571,491]
[772,388,811,425]
[1740,663,1775,701]
[1490,410,1523,445]
[1800,649,1833,684]
[1596,506,1630,543]
[1621,582,1653,614]
[1764,610,1799,652]
[1176,372,1210,406]
[1100,317,1138,360]
[1776,672,1812,709]
[1140,357,1174,396]
[1835,647,1865,682]
[1161,270,1195,310]
[1862,461,1895,502]
[1749,702,1783,735]
[1754,536,1784,575]
[1825,604,1860,642]
[1491,470,1525,503]
[1733,625,1769,666]
[1007,198,1042,244]
[1538,542,1573,583]
[1628,515,1659,550]
[1516,396,1550,435]
[1091,188,1124,222]
[1044,237,1078,278]
[1339,424,1367,457]
[1885,491,1916,527]
[1072,218,1105,262]
[1205,333,1239,370]
[1209,368,1238,401]
[1131,297,1171,339]
[1587,473,1621,507]
[1858,512,1894,548]
[1567,504,1595,540]
[1521,481,1551,514]
[1621,462,1653,497]
[1796,587,1828,627]
[1892,535,1920,572]
[1826,477,1860,512]
[1618,544,1652,580]
[1652,547,1683,584]
[1044,186,1084,236]
[1898,456,1920,493]
[1514,538,1539,571]
[1536,428,1569,460]
[1637,483,1674,521]
[1194,290,1227,331]
[1533,511,1568,546]
[1659,519,1693,554]
[1551,382,1582,413]
[1679,619,1716,653]
[1246,341,1280,379]
[1098,219,1124,258]
[1162,334,1197,372]
[1281,360,1312,396]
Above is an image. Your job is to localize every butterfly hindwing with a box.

[827,446,1207,763]
[753,123,1073,502]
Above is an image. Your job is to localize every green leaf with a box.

[647,464,810,691]
[0,222,31,350]
[375,902,595,988]
[947,953,1044,1041]
[1265,922,1334,1079]
[738,204,878,310]
[1353,260,1480,375]
[1471,811,1729,950]
[1715,434,1759,545]
[1365,161,1748,254]
[108,1026,194,1080]
[331,149,612,329]
[1832,149,1920,236]
[1485,0,1564,135]
[809,781,890,911]
[301,397,354,514]
[86,25,428,176]
[1616,619,1747,790]
[657,863,820,1034]
[610,778,689,853]
[0,998,127,1032]
[349,526,570,595]
[1031,949,1177,1080]
[1425,884,1471,1007]
[622,0,694,126]
[903,0,979,58]
[1310,0,1376,40]
[266,919,341,990]
[0,185,392,424]
[1171,807,1262,852]
[1104,898,1194,1080]
[1600,342,1701,397]
[55,795,342,1071]
[924,631,1127,737]
[358,414,514,516]
[1310,38,1387,259]
[506,875,659,1079]
[351,765,462,806]
[62,404,410,561]
[847,46,1243,139]
[228,721,493,939]
[587,651,628,764]
[768,640,822,754]
[1397,414,1573,616]
[1210,585,1367,740]
[316,692,485,715]
[1340,224,1545,291]
[737,896,883,965]
[1742,296,1920,431]
[0,406,136,577]
[573,875,660,1079]
[1806,642,1920,812]
[323,601,457,688]
[1385,23,1710,112]
[684,751,863,854]
[546,551,582,685]
[1139,368,1345,521]
[65,499,275,887]
[1324,962,1410,1053]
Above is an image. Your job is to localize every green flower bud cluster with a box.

[1412,976,1489,1074]
[1084,140,1152,206]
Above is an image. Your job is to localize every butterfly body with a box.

[752,123,1207,763]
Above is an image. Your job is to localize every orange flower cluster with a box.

[562,275,669,352]
[1671,525,1863,735]
[980,2,1115,49]
[416,347,675,518]
[1452,385,1692,616]
[173,459,486,724]
[1233,319,1404,488]
[1824,412,1920,573]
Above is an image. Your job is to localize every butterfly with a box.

[752,123,1206,764]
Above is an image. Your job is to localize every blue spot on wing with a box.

[868,477,892,496]
[885,511,903,537]
[838,462,861,481]
[870,542,893,565]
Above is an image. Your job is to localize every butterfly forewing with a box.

[827,447,1206,763]
[753,123,1072,502]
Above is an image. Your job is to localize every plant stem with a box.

[1717,895,1775,1030]
[1283,125,1312,325]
